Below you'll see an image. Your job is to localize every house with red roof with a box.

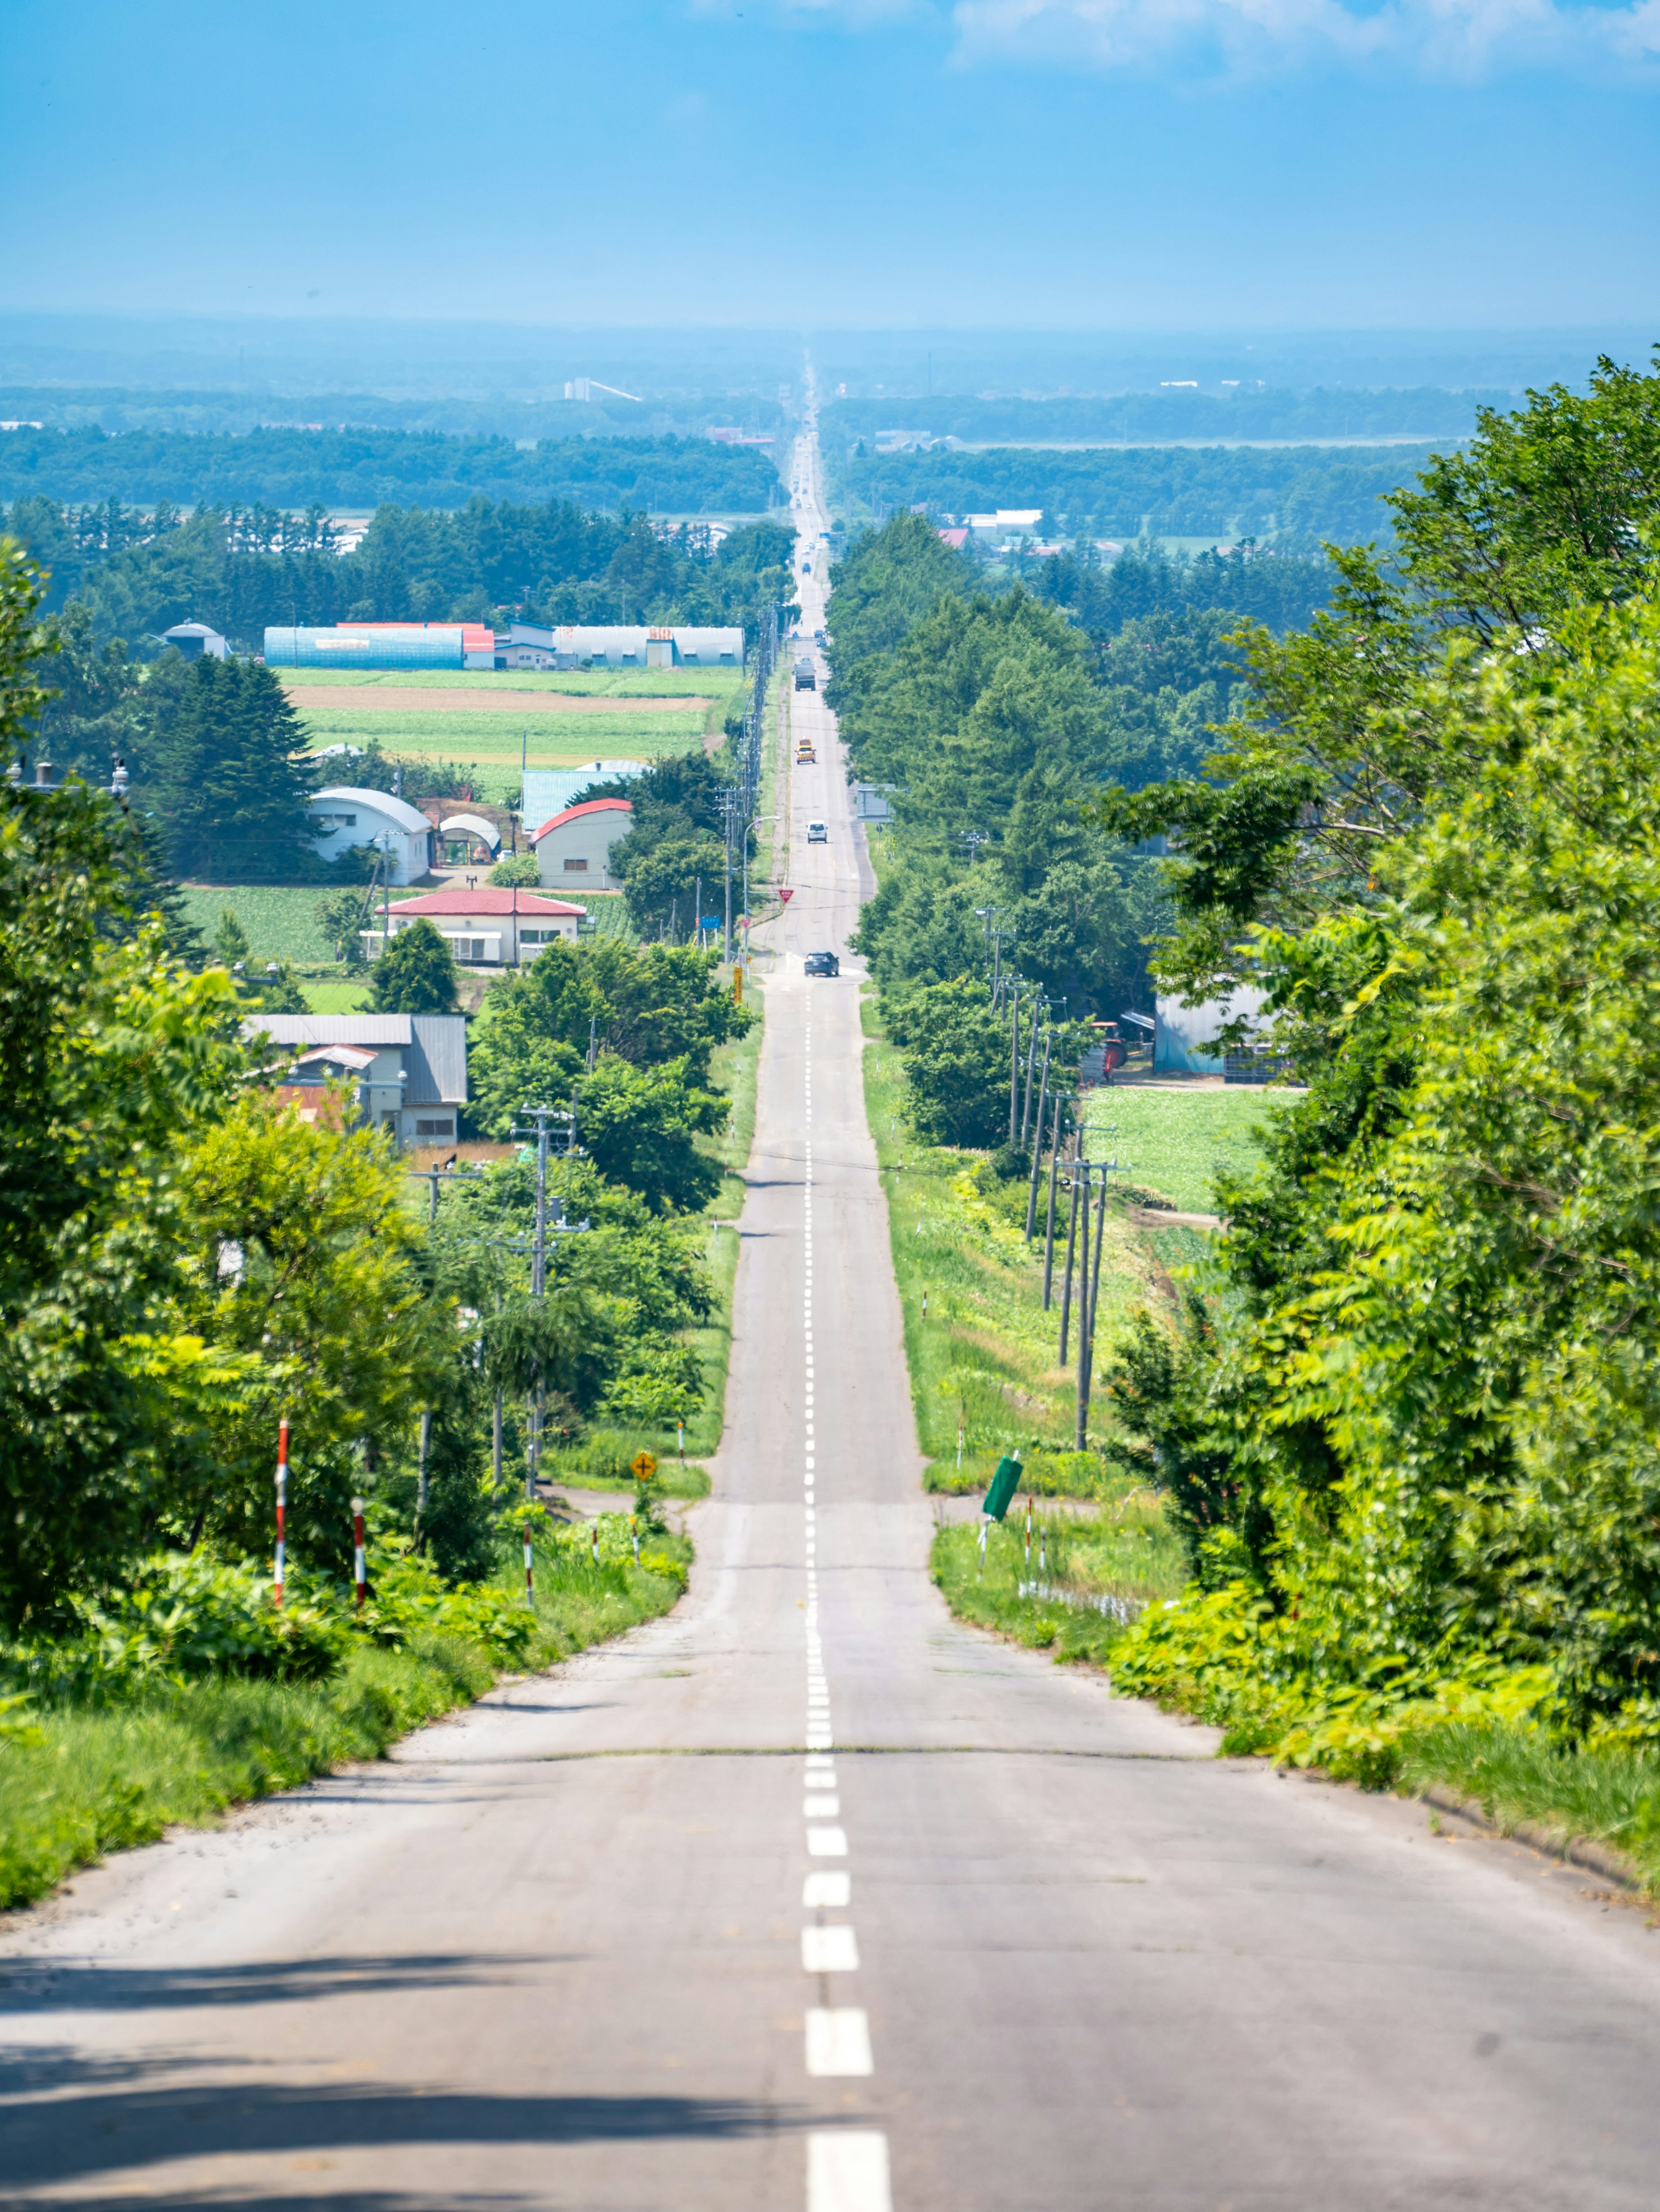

[527,796,633,892]
[370,886,587,968]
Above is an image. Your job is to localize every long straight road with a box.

[4,396,1660,2212]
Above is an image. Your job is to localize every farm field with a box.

[281,685,713,717]
[296,709,708,752]
[277,668,745,699]
[179,884,636,969]
[1085,1081,1287,1214]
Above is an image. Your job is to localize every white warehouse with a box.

[308,788,435,885]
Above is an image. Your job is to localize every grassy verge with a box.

[862,993,1177,1493]
[0,1537,690,1912]
[931,1488,1189,1666]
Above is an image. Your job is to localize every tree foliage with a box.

[371,917,460,1014]
[1101,352,1660,1744]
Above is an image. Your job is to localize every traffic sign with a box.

[631,1451,658,1482]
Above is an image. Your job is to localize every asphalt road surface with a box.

[3,396,1660,2212]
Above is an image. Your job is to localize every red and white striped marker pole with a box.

[352,1495,367,1610]
[274,1417,289,1607]
[524,1518,535,1608]
[590,1518,599,1565]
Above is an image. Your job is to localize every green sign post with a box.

[982,1451,1023,1522]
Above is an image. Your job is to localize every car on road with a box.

[804,950,839,976]
[794,657,817,690]
[807,820,827,843]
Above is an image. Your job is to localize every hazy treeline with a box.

[0,384,787,443]
[6,496,797,650]
[0,426,782,516]
[1025,541,1334,638]
[823,387,1500,445]
[833,441,1441,544]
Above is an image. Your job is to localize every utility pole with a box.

[1073,1160,1092,1447]
[958,829,989,867]
[1024,1026,1053,1239]
[1008,983,1022,1146]
[1058,1134,1082,1364]
[508,1103,578,1498]
[1020,998,1044,1145]
[1041,1087,1066,1303]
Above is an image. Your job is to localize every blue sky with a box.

[3,0,1656,332]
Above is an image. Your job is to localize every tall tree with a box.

[146,655,319,882]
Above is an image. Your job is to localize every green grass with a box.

[1396,1724,1660,1886]
[863,996,1173,1489]
[930,1489,1189,1666]
[1086,1084,1283,1214]
[296,709,708,751]
[0,1540,690,1909]
[279,668,746,700]
[179,884,341,963]
[304,980,373,1013]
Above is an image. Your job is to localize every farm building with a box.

[519,761,644,831]
[529,798,632,891]
[244,1013,467,1147]
[265,622,496,670]
[160,620,228,660]
[308,788,435,885]
[372,886,587,967]
[497,622,744,671]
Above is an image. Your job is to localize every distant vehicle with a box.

[805,950,839,976]
[813,629,827,647]
[794,658,816,690]
[807,820,827,843]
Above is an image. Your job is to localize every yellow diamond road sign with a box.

[631,1451,658,1482]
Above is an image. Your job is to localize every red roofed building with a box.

[527,796,633,892]
[374,886,587,968]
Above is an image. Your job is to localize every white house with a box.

[370,886,587,967]
[244,1013,468,1146]
[528,797,633,891]
[308,787,435,885]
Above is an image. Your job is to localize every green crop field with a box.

[278,667,745,699]
[296,709,707,752]
[179,884,635,970]
[1085,1084,1290,1214]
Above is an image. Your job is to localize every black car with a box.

[804,950,840,977]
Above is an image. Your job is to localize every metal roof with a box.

[312,786,434,837]
[241,1013,467,1105]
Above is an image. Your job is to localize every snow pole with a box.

[977,1515,989,1580]
[591,1518,600,1565]
[352,1494,367,1610]
[274,1418,289,1607]
[524,1518,535,1608]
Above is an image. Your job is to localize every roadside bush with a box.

[5,1551,346,1701]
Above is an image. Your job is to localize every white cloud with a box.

[951,0,1660,79]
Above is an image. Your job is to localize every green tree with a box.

[214,906,250,967]
[371,918,459,1013]
[316,889,370,967]
[488,853,539,888]
[886,978,1009,1150]
[146,655,320,882]
[0,539,249,1628]
[574,1055,727,1215]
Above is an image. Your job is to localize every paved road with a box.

[3,394,1660,2212]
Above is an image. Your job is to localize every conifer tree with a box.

[147,656,317,882]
